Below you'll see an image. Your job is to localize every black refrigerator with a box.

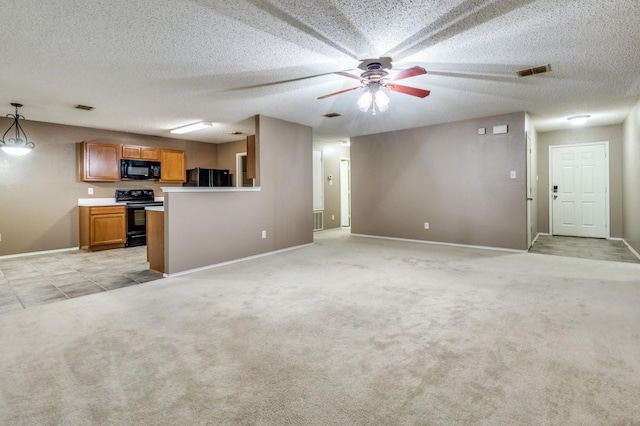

[184,168,231,187]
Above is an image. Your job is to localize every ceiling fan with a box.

[317,60,431,114]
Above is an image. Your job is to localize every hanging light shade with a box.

[1,103,36,156]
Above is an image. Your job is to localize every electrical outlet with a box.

[261,230,267,239]
[424,222,429,229]
[510,171,517,179]
[332,214,335,220]
[88,187,94,195]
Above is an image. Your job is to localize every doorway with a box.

[549,142,609,238]
[236,152,255,187]
[340,158,351,227]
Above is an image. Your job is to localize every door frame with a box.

[340,157,351,227]
[548,141,610,238]
[236,152,255,188]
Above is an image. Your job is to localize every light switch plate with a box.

[88,187,93,195]
[478,127,486,135]
[510,171,517,179]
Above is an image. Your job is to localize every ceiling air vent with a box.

[228,131,243,135]
[74,104,95,111]
[323,113,341,118]
[517,64,552,77]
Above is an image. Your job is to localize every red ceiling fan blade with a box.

[334,71,363,81]
[388,66,427,81]
[385,83,431,98]
[317,86,362,100]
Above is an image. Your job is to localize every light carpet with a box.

[1,229,639,425]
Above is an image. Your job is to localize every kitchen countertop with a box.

[145,206,164,212]
[161,187,261,193]
[78,197,164,206]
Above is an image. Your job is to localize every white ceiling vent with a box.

[517,64,552,77]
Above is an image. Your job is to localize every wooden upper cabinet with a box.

[160,149,186,182]
[79,141,121,182]
[122,144,160,161]
[246,135,256,180]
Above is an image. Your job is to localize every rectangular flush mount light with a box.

[170,121,213,134]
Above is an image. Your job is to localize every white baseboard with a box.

[0,247,79,260]
[163,243,314,278]
[350,234,526,253]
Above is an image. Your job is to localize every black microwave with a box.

[120,159,161,180]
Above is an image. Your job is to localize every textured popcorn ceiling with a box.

[2,0,639,142]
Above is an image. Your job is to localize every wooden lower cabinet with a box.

[146,209,165,273]
[79,206,126,251]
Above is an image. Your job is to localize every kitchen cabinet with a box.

[160,149,186,182]
[78,141,121,182]
[146,209,165,273]
[246,135,256,180]
[122,144,161,161]
[79,206,126,251]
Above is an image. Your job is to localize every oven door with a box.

[126,206,148,247]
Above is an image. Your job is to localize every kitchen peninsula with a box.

[150,186,262,275]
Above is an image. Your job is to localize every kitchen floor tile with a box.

[0,247,161,314]
[57,281,104,298]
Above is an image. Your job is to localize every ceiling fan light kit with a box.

[318,60,429,114]
[170,121,213,134]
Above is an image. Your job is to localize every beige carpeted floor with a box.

[1,229,639,425]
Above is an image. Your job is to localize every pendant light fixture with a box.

[1,103,36,156]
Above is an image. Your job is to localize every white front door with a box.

[550,143,608,238]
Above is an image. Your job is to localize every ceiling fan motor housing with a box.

[361,62,388,81]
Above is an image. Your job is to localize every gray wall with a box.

[165,115,313,274]
[623,99,640,252]
[536,125,623,237]
[312,141,350,230]
[0,118,217,256]
[351,112,527,250]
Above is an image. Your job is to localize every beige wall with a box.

[312,141,350,230]
[351,112,527,250]
[536,125,623,237]
[216,139,247,186]
[0,117,217,256]
[623,100,640,252]
[164,115,313,274]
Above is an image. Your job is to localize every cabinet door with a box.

[80,142,120,182]
[246,135,256,179]
[140,146,160,161]
[90,213,126,246]
[121,145,142,159]
[160,149,186,182]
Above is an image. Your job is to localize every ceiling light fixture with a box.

[1,103,36,156]
[358,84,389,115]
[567,115,591,125]
[170,121,213,134]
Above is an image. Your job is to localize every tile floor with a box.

[0,246,162,315]
[528,234,640,263]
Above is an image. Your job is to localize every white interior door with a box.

[340,159,350,227]
[526,134,533,248]
[550,143,608,238]
[312,150,324,211]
